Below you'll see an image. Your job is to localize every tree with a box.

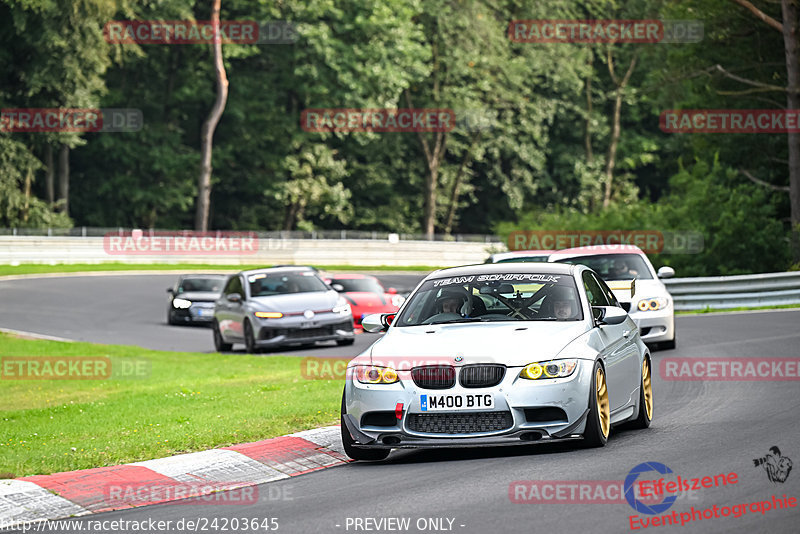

[195,0,229,231]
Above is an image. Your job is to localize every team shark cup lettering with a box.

[341,264,653,461]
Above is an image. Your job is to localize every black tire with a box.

[243,320,257,354]
[630,356,654,429]
[336,338,355,346]
[583,360,610,448]
[167,312,178,326]
[340,391,390,461]
[213,321,232,352]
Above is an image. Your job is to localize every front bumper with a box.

[343,360,594,449]
[628,307,674,343]
[252,315,354,347]
[170,304,216,323]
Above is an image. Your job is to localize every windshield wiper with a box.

[424,317,496,325]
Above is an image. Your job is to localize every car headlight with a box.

[390,294,406,307]
[354,365,399,384]
[255,311,283,319]
[332,298,351,315]
[637,297,669,311]
[520,359,578,380]
[172,298,192,309]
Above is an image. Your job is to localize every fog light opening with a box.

[520,432,543,442]
[382,436,401,445]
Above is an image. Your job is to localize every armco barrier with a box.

[663,272,800,311]
[0,236,501,267]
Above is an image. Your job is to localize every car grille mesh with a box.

[459,364,505,388]
[411,366,456,389]
[407,411,513,434]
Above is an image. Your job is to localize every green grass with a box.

[0,333,347,477]
[0,263,437,277]
[676,303,800,315]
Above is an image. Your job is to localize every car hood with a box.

[247,290,340,312]
[607,279,668,303]
[175,291,220,301]
[342,291,390,307]
[359,321,589,369]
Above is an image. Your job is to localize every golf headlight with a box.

[355,366,399,384]
[391,294,406,307]
[172,298,192,309]
[255,311,283,319]
[637,297,669,311]
[332,298,351,315]
[520,359,578,380]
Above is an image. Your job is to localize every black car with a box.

[166,274,227,325]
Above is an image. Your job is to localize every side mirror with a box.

[331,283,345,292]
[657,266,675,279]
[226,293,242,303]
[362,313,395,333]
[166,288,174,294]
[386,287,397,294]
[593,306,628,326]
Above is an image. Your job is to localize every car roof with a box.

[327,273,377,280]
[237,266,318,277]
[489,250,553,262]
[427,262,578,280]
[549,244,645,259]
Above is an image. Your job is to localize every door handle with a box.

[623,330,631,338]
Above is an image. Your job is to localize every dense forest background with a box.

[0,0,797,275]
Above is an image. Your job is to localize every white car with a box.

[485,249,554,264]
[340,263,653,461]
[549,245,676,349]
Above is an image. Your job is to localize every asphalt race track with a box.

[0,273,424,355]
[1,274,799,533]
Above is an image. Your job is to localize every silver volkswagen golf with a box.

[341,263,652,460]
[212,266,355,352]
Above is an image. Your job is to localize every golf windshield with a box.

[555,254,652,280]
[395,273,583,326]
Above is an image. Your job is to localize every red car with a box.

[325,274,405,326]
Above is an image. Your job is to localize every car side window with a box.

[582,271,609,307]
[594,274,620,307]
[224,276,243,298]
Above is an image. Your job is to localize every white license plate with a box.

[420,393,494,412]
[195,308,212,316]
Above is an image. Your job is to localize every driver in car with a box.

[610,258,639,279]
[544,286,579,320]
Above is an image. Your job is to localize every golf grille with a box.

[407,411,513,434]
[459,364,505,388]
[411,366,456,390]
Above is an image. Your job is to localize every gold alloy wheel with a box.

[642,358,653,419]
[596,367,610,437]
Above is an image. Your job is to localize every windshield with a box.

[555,254,653,281]
[247,272,329,297]
[178,277,224,293]
[394,273,583,326]
[331,278,383,293]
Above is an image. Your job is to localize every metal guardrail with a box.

[663,272,800,311]
[0,227,501,243]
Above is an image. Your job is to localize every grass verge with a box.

[0,263,438,277]
[676,304,800,315]
[0,333,345,477]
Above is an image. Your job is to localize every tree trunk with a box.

[585,53,594,163]
[603,50,637,209]
[444,132,480,235]
[45,144,54,204]
[782,0,800,262]
[58,144,69,215]
[195,0,229,231]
